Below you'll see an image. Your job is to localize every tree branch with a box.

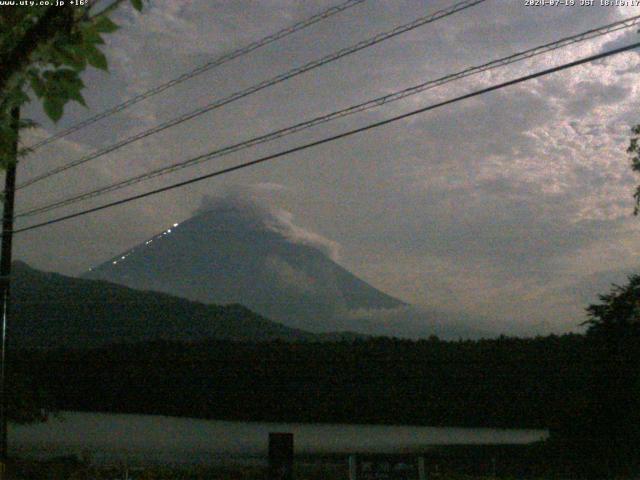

[0,7,73,96]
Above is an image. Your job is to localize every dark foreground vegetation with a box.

[13,334,588,429]
[8,331,639,478]
[9,455,557,480]
[2,445,636,480]
[7,275,640,478]
[8,457,341,480]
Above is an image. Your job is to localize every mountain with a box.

[10,261,329,348]
[83,198,491,339]
[83,201,405,334]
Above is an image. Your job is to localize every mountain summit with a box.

[84,197,405,333]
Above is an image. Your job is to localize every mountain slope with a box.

[83,202,406,333]
[11,261,321,348]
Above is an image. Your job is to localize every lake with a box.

[8,411,549,466]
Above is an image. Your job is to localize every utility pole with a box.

[0,107,19,476]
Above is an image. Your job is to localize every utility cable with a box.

[17,0,486,190]
[15,14,640,219]
[25,0,368,151]
[13,40,640,235]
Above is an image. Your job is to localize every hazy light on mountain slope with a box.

[85,194,493,338]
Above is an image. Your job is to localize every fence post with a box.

[418,456,426,480]
[348,454,357,480]
[268,432,294,480]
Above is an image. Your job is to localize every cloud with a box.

[564,81,631,117]
[341,304,500,339]
[562,264,640,307]
[194,188,340,260]
[13,0,640,337]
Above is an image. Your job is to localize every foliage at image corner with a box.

[583,273,640,335]
[0,0,146,170]
[627,125,640,215]
[0,0,145,424]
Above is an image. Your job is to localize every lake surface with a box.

[9,412,549,466]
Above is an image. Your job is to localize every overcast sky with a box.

[10,0,640,336]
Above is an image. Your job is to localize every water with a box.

[9,411,549,466]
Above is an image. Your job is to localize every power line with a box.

[17,0,486,190]
[25,0,368,151]
[15,14,640,219]
[12,40,640,236]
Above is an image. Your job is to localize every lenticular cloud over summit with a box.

[195,193,341,261]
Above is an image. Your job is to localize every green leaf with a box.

[52,68,83,86]
[88,49,108,71]
[11,89,30,107]
[54,45,86,71]
[81,27,105,46]
[93,16,119,33]
[131,0,143,11]
[67,88,87,107]
[62,43,92,71]
[36,68,86,110]
[83,44,108,71]
[43,97,64,122]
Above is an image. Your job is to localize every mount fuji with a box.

[84,197,490,339]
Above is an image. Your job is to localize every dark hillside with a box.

[10,261,321,347]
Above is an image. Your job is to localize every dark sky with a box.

[10,0,640,335]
